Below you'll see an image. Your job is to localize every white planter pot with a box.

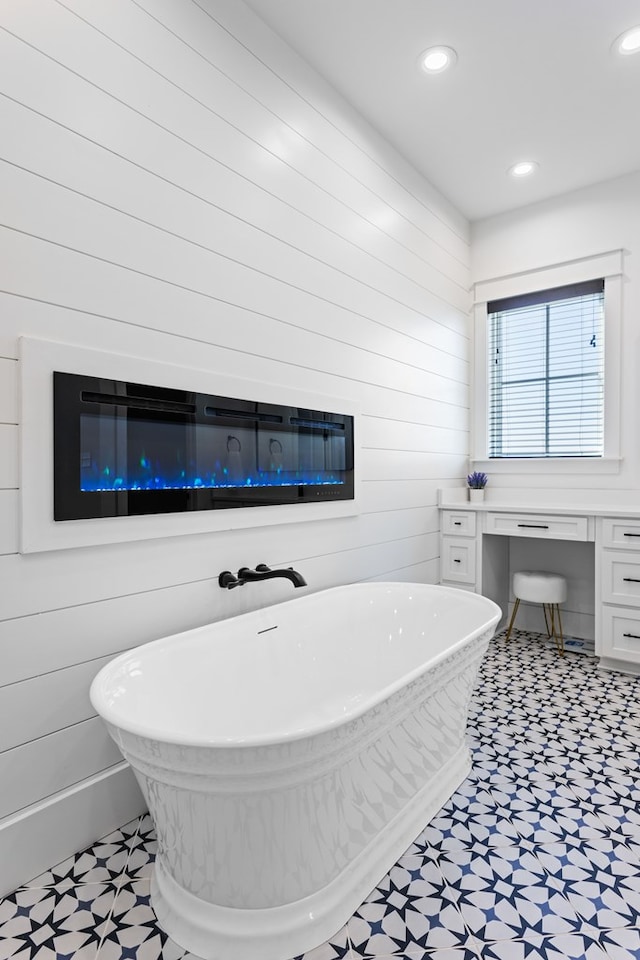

[469,489,485,503]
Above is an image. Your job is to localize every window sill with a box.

[470,457,622,476]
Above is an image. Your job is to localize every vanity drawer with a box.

[441,536,476,584]
[601,551,640,605]
[441,511,476,537]
[600,605,640,663]
[485,512,589,541]
[601,517,640,550]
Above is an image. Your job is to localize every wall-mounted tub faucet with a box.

[218,563,307,589]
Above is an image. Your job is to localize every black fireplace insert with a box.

[53,372,354,521]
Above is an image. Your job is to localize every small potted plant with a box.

[467,471,488,503]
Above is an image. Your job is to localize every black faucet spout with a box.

[237,564,307,588]
[218,564,306,589]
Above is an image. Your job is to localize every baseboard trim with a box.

[598,655,640,676]
[0,762,145,897]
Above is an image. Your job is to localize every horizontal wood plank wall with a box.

[0,0,470,893]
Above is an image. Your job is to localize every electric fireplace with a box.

[53,372,354,521]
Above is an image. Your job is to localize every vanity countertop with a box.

[438,494,640,519]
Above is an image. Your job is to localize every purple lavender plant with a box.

[467,471,488,489]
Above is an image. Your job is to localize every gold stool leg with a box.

[554,603,565,657]
[543,603,552,638]
[504,597,520,643]
[547,603,565,657]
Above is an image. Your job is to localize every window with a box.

[471,250,622,475]
[487,280,604,459]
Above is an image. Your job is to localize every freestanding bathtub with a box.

[90,582,501,960]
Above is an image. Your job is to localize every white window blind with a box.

[488,279,604,459]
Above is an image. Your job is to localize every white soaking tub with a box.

[90,582,501,960]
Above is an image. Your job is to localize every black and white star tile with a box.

[1,628,640,960]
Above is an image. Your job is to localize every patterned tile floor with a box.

[2,628,640,960]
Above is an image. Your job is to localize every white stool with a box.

[505,571,568,656]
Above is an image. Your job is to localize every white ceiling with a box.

[244,0,640,221]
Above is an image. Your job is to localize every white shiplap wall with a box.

[0,0,471,894]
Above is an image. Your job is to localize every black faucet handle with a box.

[219,570,240,589]
[255,563,271,572]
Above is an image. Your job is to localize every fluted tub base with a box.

[150,746,470,960]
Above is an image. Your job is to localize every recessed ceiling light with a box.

[508,160,538,178]
[614,25,640,55]
[418,46,457,74]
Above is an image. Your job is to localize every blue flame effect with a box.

[81,468,344,493]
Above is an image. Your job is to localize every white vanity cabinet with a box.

[439,497,640,674]
[597,517,640,673]
[440,511,477,589]
[439,506,591,613]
